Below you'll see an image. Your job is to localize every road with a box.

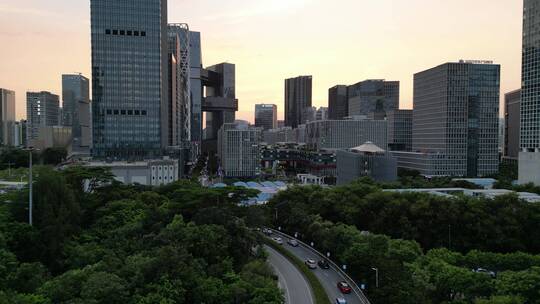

[265,245,314,304]
[268,232,370,304]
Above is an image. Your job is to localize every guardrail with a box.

[269,229,372,304]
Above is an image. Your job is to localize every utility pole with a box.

[28,150,33,226]
[372,267,379,288]
[25,147,37,226]
[448,224,452,250]
[3,162,14,177]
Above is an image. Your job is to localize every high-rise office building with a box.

[504,89,521,161]
[0,89,16,146]
[316,107,328,121]
[285,76,312,128]
[387,109,412,152]
[305,118,388,151]
[12,120,27,148]
[255,104,277,130]
[302,106,317,124]
[218,123,262,177]
[26,91,60,143]
[62,74,91,150]
[396,61,500,177]
[328,85,348,120]
[347,80,399,118]
[167,24,192,148]
[203,63,237,142]
[90,0,168,159]
[519,0,540,184]
[189,31,203,145]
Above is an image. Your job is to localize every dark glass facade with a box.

[521,0,540,151]
[285,76,312,129]
[328,85,348,120]
[62,74,91,149]
[255,104,277,130]
[91,0,168,159]
[347,80,399,118]
[413,62,500,177]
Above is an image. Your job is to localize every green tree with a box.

[40,148,67,166]
[33,168,80,271]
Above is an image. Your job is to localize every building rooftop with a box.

[350,141,385,154]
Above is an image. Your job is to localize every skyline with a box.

[0,0,522,122]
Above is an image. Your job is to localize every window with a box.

[128,110,133,115]
[121,110,126,115]
[106,109,112,115]
[134,110,140,115]
[105,29,111,35]
[141,31,146,36]
[127,30,132,36]
[120,30,125,35]
[113,30,118,35]
[114,110,119,115]
[142,110,147,115]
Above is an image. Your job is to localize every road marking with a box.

[272,263,292,304]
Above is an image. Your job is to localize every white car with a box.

[305,259,317,269]
[272,237,283,245]
[336,298,347,304]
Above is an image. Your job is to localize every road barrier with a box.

[270,229,372,304]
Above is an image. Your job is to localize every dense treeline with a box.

[0,166,283,303]
[267,178,540,303]
[0,147,68,170]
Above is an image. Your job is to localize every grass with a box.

[264,238,330,304]
[0,168,28,182]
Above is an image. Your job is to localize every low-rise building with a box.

[260,143,337,176]
[337,142,397,185]
[385,188,540,203]
[84,158,179,186]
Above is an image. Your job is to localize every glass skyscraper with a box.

[255,104,277,130]
[62,74,91,150]
[0,89,16,146]
[90,0,168,159]
[189,31,203,145]
[521,0,540,151]
[285,76,312,129]
[412,61,500,177]
[519,0,540,184]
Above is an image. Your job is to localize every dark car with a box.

[337,281,352,294]
[287,239,299,247]
[318,259,330,269]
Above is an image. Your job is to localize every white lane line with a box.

[272,263,292,304]
[267,246,314,304]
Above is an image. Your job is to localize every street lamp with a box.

[24,147,38,226]
[371,267,379,288]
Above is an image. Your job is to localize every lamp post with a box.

[24,147,38,226]
[3,162,14,177]
[372,267,379,288]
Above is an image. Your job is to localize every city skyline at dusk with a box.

[0,0,522,121]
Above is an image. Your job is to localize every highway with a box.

[265,245,315,304]
[268,231,371,304]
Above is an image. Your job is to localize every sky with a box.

[0,0,523,122]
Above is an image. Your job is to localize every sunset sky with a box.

[0,0,522,122]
